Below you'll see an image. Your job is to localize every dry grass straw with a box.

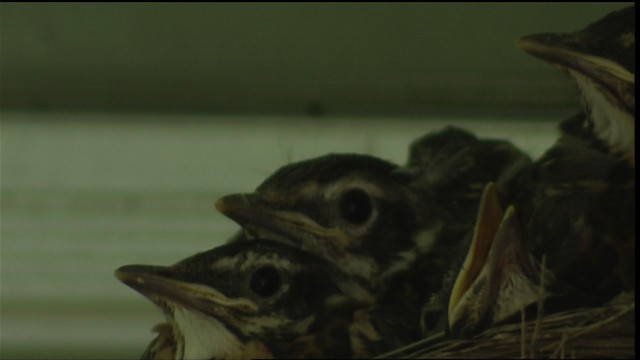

[379,255,634,359]
[386,291,634,359]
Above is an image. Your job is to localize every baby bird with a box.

[445,183,549,337]
[438,5,636,338]
[396,7,636,344]
[116,239,413,359]
[215,129,529,304]
[517,6,634,166]
[215,154,416,301]
[510,4,635,305]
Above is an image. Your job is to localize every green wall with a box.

[0,3,632,116]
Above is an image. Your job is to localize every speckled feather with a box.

[508,5,635,306]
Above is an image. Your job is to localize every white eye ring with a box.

[322,178,382,234]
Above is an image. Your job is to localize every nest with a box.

[378,292,635,359]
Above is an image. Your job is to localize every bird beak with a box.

[114,264,259,315]
[215,193,350,250]
[447,183,543,336]
[516,33,635,114]
[447,183,503,326]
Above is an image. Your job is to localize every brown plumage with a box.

[115,238,416,359]
[510,5,635,306]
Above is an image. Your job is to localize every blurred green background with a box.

[0,3,632,359]
[1,2,632,115]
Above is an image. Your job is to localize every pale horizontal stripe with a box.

[1,305,163,359]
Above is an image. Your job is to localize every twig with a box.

[530,254,546,357]
[377,292,634,359]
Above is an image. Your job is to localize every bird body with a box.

[216,130,530,299]
[512,4,635,305]
[116,6,635,357]
[214,130,531,350]
[436,5,636,338]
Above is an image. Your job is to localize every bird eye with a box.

[250,266,281,298]
[339,189,373,225]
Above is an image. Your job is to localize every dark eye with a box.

[339,189,372,224]
[250,266,281,297]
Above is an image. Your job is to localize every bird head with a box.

[216,135,531,307]
[215,154,429,293]
[115,239,365,359]
[517,6,635,165]
[440,183,551,337]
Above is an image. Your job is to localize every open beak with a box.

[115,264,258,315]
[215,193,350,250]
[447,183,544,336]
[517,33,635,114]
[448,183,504,323]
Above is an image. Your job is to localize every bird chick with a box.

[517,5,635,166]
[445,183,551,337]
[509,5,635,305]
[420,6,637,341]
[215,154,420,301]
[116,239,408,359]
[216,131,530,300]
